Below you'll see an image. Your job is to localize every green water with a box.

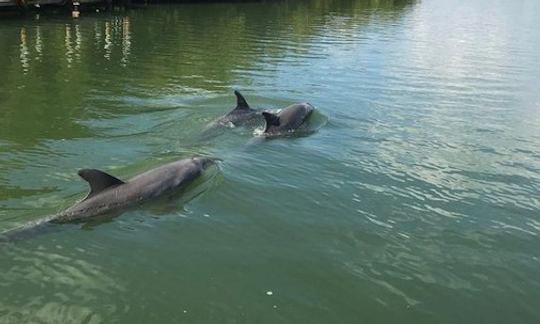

[1,0,540,322]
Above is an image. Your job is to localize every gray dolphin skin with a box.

[0,157,212,241]
[217,90,263,126]
[53,156,211,223]
[262,103,314,135]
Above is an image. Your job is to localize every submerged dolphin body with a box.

[216,91,264,126]
[54,156,211,223]
[262,103,314,135]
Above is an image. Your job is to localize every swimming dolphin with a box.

[262,103,314,135]
[216,91,263,126]
[0,157,212,241]
[51,156,211,223]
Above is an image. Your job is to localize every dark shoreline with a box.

[0,0,274,18]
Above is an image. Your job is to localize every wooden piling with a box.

[16,0,28,14]
[72,0,80,18]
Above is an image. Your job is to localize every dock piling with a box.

[72,1,80,18]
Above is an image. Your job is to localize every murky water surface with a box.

[1,1,540,323]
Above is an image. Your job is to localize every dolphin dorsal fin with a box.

[234,90,250,110]
[77,169,125,200]
[262,112,280,132]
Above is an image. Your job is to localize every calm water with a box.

[1,0,540,322]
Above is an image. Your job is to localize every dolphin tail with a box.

[0,214,62,243]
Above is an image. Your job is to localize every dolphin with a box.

[216,90,264,126]
[52,156,212,223]
[0,157,213,242]
[261,103,314,135]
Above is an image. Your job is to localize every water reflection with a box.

[35,25,43,61]
[13,16,132,72]
[104,21,112,60]
[65,25,73,66]
[63,24,84,66]
[6,0,419,92]
[94,21,102,47]
[75,24,82,61]
[19,27,29,74]
[121,17,131,66]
